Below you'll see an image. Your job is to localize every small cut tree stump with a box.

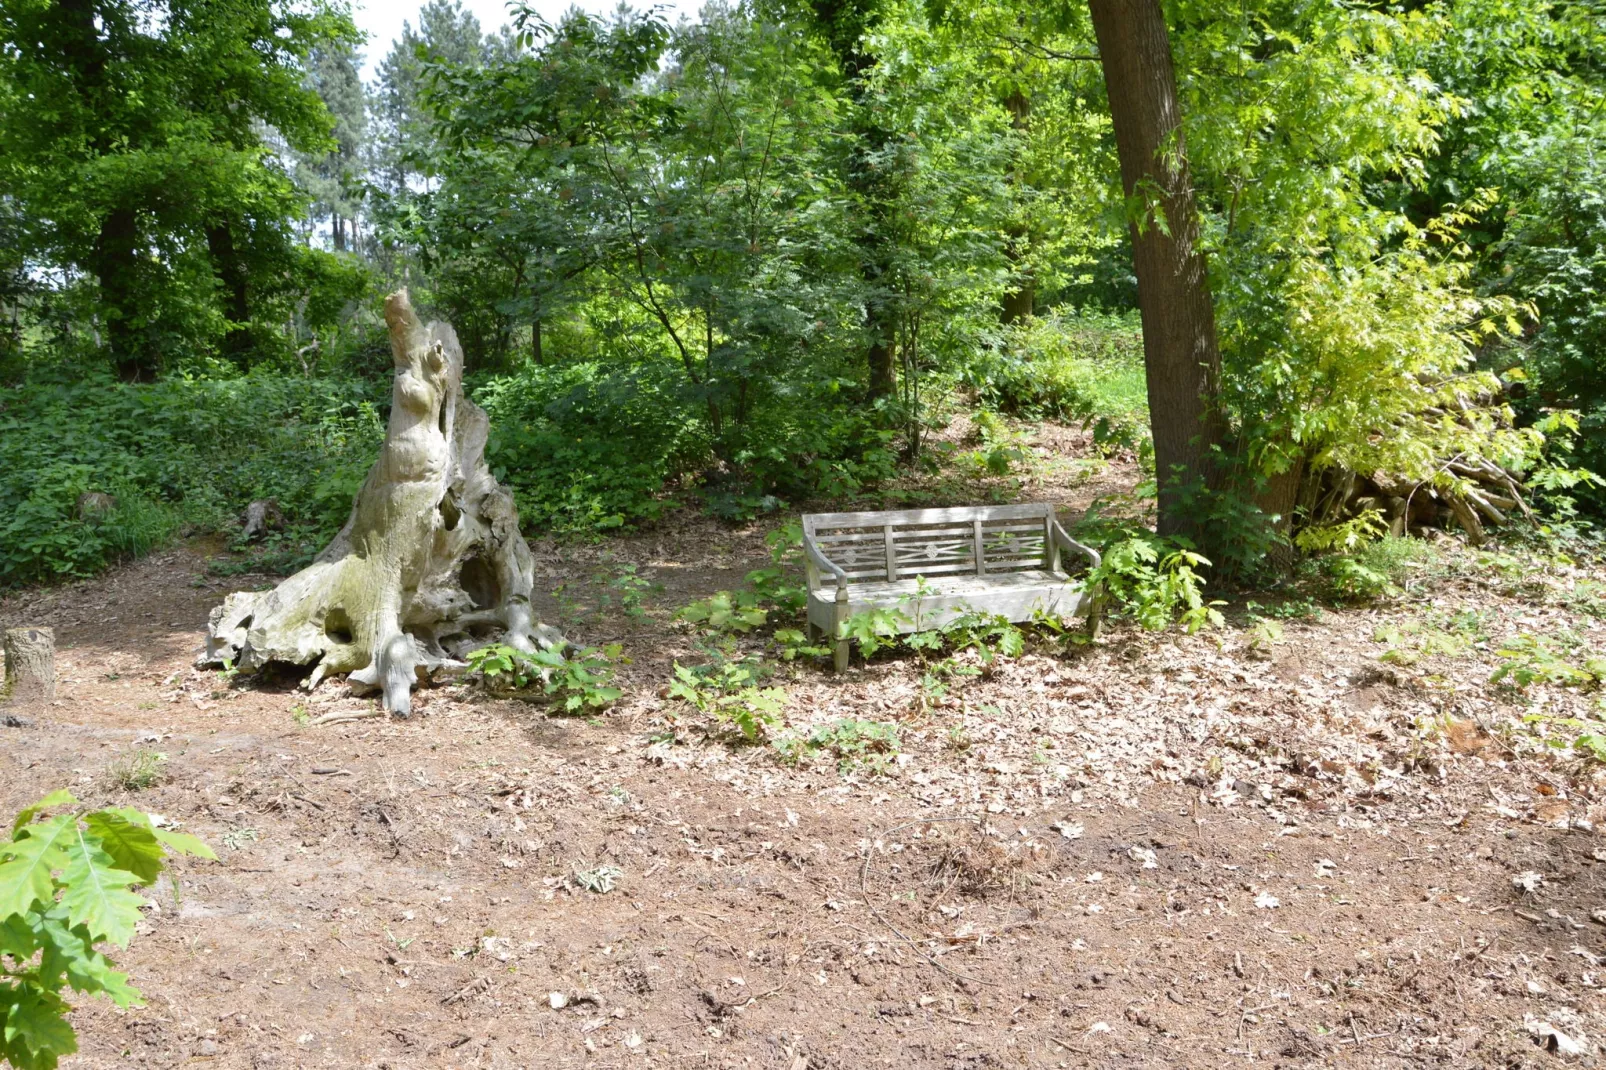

[4,626,55,705]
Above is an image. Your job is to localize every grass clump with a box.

[104,749,168,792]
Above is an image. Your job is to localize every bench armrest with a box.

[803,532,849,593]
[1049,520,1101,571]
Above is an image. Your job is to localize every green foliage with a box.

[0,0,362,377]
[1315,536,1438,603]
[745,522,809,615]
[1295,510,1389,555]
[667,657,787,742]
[594,562,658,621]
[970,312,1150,459]
[1492,634,1605,691]
[0,375,382,586]
[0,792,214,1070]
[1085,535,1223,633]
[774,719,901,772]
[102,751,166,794]
[838,607,912,658]
[677,591,768,635]
[465,643,624,713]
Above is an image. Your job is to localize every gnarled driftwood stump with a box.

[200,289,562,715]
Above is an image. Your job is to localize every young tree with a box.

[301,41,369,254]
[808,0,902,399]
[1087,0,1225,537]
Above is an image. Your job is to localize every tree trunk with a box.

[4,626,55,706]
[96,206,149,382]
[207,221,252,359]
[1000,88,1035,326]
[333,215,346,253]
[201,290,564,716]
[531,317,542,365]
[1088,0,1226,538]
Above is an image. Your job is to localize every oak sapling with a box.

[0,791,215,1070]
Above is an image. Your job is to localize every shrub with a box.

[0,374,383,585]
[475,362,701,534]
[968,311,1150,459]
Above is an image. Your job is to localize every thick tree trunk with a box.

[531,317,542,365]
[3,627,55,706]
[1088,0,1226,538]
[201,290,564,716]
[207,221,252,358]
[96,206,149,382]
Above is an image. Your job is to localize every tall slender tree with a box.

[808,0,900,399]
[1088,0,1225,537]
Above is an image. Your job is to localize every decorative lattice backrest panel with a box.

[805,504,1056,583]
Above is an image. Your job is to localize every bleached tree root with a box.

[200,289,563,716]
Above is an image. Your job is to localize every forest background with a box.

[2,0,1603,588]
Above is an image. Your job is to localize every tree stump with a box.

[3,626,55,705]
[199,289,564,716]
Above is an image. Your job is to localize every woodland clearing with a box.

[3,425,1603,1070]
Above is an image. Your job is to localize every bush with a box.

[476,362,702,533]
[967,311,1150,459]
[0,374,384,585]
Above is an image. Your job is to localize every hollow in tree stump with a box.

[4,626,56,705]
[199,289,564,716]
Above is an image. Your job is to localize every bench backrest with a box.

[803,503,1060,584]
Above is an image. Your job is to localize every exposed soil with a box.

[2,424,1605,1069]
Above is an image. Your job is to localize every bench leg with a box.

[1084,587,1105,640]
[831,587,850,673]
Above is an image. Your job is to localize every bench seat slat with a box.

[807,569,1086,634]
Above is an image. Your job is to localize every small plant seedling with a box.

[667,659,787,742]
[466,643,624,713]
[572,864,623,893]
[1492,634,1603,690]
[221,827,259,851]
[676,590,768,634]
[775,719,901,772]
[105,749,167,792]
[0,791,214,1069]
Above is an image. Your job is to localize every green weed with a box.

[466,642,625,713]
[105,750,167,792]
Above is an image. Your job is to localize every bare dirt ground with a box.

[3,425,1606,1069]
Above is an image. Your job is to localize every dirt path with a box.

[2,433,1605,1068]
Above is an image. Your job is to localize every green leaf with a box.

[11,792,76,838]
[83,812,165,883]
[149,828,217,861]
[1,983,79,1068]
[58,829,145,947]
[0,815,76,922]
[37,916,143,1007]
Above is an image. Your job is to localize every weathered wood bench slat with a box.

[803,502,1102,672]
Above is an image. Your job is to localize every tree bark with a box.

[201,290,564,716]
[207,220,252,359]
[531,316,543,365]
[4,626,55,706]
[1088,0,1226,538]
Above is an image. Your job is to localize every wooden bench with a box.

[802,503,1102,671]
